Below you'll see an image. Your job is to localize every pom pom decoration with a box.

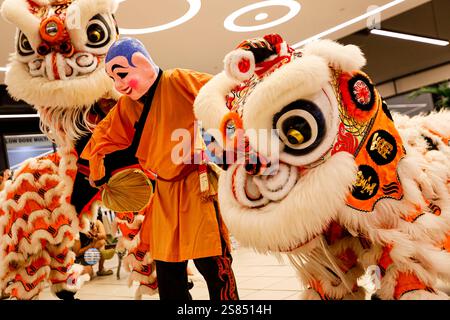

[224,49,256,82]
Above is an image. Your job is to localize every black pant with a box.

[155,203,239,300]
[155,248,239,300]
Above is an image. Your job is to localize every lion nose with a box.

[244,152,272,176]
[38,16,74,57]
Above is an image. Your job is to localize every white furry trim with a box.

[219,152,357,253]
[39,105,95,148]
[1,0,41,48]
[134,284,158,300]
[401,290,448,300]
[14,265,51,285]
[289,237,365,300]
[296,157,450,294]
[420,110,450,139]
[14,226,76,255]
[415,244,450,279]
[123,253,153,271]
[194,71,240,138]
[224,49,256,82]
[377,264,443,300]
[299,289,321,300]
[128,270,157,287]
[5,58,114,109]
[343,288,367,300]
[118,236,140,251]
[302,39,367,72]
[50,282,77,295]
[115,215,144,230]
[1,195,47,227]
[5,279,49,300]
[0,250,52,279]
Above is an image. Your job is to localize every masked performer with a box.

[81,38,239,300]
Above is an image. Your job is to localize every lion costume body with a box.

[0,0,156,299]
[194,34,450,300]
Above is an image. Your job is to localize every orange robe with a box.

[81,69,223,262]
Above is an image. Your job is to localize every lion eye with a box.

[88,29,102,43]
[273,100,326,156]
[17,31,34,56]
[86,14,111,48]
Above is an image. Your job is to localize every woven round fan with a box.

[101,169,153,213]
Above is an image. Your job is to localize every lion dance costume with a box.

[194,34,450,300]
[0,0,156,299]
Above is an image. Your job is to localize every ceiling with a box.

[340,0,450,84]
[0,0,431,84]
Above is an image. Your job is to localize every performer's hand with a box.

[89,177,106,189]
[88,177,97,188]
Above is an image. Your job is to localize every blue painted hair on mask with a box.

[106,37,152,67]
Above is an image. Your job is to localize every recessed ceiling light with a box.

[255,13,269,21]
[224,0,301,33]
[292,0,405,48]
[370,29,449,46]
[119,0,201,35]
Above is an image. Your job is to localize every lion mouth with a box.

[228,162,329,253]
[28,52,99,80]
[220,152,356,256]
[231,162,299,208]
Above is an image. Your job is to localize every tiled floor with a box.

[37,246,450,300]
[37,247,304,300]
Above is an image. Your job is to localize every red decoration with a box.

[336,248,358,273]
[263,33,284,53]
[254,55,291,78]
[324,221,349,245]
[331,123,359,155]
[353,80,371,105]
[238,58,251,74]
[339,72,377,123]
[378,245,393,274]
[27,0,41,14]
[264,34,283,46]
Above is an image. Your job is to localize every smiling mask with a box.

[105,38,159,101]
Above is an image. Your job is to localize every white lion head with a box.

[1,0,120,144]
[195,34,407,255]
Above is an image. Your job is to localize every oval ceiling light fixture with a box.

[255,13,269,21]
[119,0,202,35]
[224,0,301,33]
